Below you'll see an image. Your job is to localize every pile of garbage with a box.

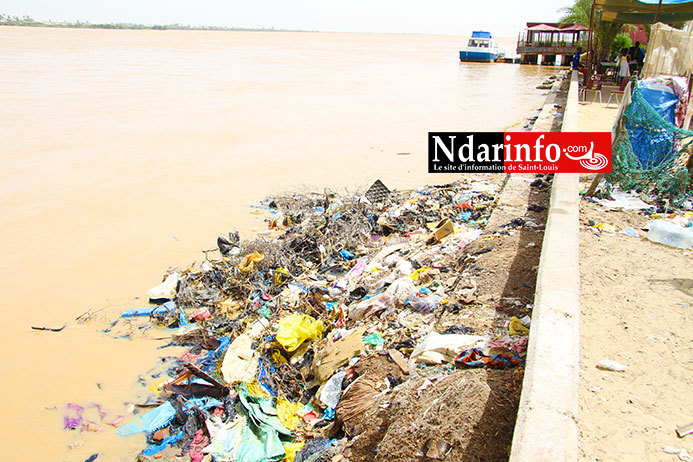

[110,178,531,461]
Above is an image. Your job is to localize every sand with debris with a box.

[577,99,693,461]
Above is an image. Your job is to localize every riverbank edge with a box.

[510,70,580,462]
[79,71,571,460]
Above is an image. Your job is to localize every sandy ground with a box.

[577,98,693,461]
[578,84,623,132]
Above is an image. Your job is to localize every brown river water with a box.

[0,26,558,459]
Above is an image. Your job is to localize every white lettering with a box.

[515,143,530,162]
[458,135,474,162]
[477,143,490,162]
[492,143,503,162]
[546,144,560,162]
[533,135,545,162]
[432,136,455,162]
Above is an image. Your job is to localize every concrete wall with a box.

[509,71,581,462]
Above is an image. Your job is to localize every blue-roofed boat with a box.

[459,31,499,62]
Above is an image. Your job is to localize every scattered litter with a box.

[425,438,451,460]
[595,190,652,210]
[147,272,179,301]
[596,359,627,372]
[87,178,543,459]
[488,336,529,355]
[664,446,693,461]
[594,223,617,234]
[647,219,693,249]
[31,324,66,332]
[409,332,487,367]
[620,227,640,237]
[454,348,524,369]
[508,316,530,336]
[676,422,693,438]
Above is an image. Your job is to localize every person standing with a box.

[629,41,645,73]
[616,48,631,85]
[572,47,586,73]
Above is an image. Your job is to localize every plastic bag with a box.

[508,316,529,336]
[405,288,442,313]
[320,371,346,409]
[147,272,179,300]
[384,277,417,305]
[239,251,264,272]
[118,397,222,437]
[283,440,306,462]
[348,293,394,320]
[363,333,385,347]
[639,79,679,124]
[346,258,367,281]
[276,399,303,431]
[275,314,324,352]
[409,332,487,367]
[221,334,257,384]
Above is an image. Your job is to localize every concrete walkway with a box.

[510,71,581,462]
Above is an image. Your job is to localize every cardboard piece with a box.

[314,327,366,382]
[427,218,454,243]
[387,348,409,374]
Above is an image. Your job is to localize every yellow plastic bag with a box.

[509,316,529,336]
[148,377,169,394]
[239,251,264,272]
[595,223,617,233]
[274,267,289,285]
[276,399,303,431]
[282,440,305,462]
[271,349,288,364]
[407,267,431,280]
[275,314,324,352]
[246,380,271,398]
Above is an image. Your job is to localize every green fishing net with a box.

[607,81,693,206]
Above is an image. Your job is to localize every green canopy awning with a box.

[596,0,693,22]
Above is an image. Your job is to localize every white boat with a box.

[459,31,499,62]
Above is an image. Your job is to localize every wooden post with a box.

[593,6,601,62]
[654,0,663,23]
[585,117,627,197]
[586,0,597,84]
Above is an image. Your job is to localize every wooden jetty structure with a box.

[516,22,588,65]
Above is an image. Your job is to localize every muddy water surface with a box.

[0,26,557,459]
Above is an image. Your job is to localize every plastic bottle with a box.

[405,287,442,313]
[646,219,693,249]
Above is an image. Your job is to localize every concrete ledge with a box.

[509,70,581,462]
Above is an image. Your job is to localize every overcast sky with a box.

[2,0,571,36]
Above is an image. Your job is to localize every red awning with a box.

[560,24,589,31]
[527,23,560,31]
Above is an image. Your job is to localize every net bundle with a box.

[607,81,693,206]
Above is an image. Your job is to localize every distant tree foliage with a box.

[558,0,688,62]
[0,13,285,31]
[558,0,592,28]
[559,0,623,62]
[611,33,633,60]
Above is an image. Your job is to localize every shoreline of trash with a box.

[62,84,565,462]
[71,170,554,462]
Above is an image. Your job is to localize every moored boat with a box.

[459,31,499,62]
